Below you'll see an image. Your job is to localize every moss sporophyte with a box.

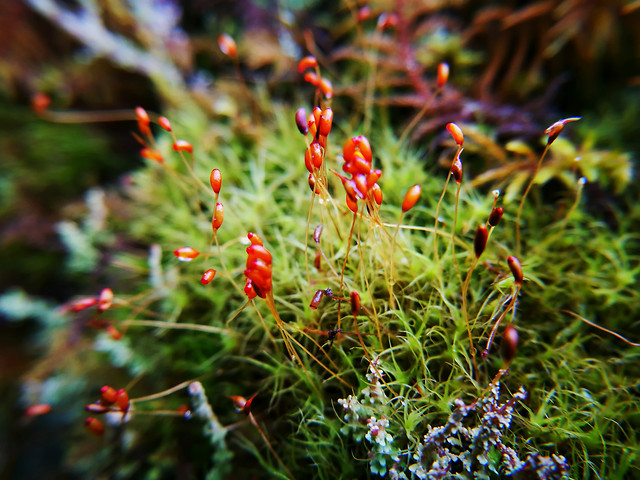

[25,4,639,478]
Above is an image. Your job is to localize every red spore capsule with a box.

[212,203,224,230]
[437,62,449,88]
[474,225,488,258]
[210,169,222,195]
[446,122,464,146]
[101,385,117,404]
[488,206,504,227]
[98,288,114,312]
[173,140,193,153]
[158,116,172,132]
[70,297,97,312]
[84,417,105,436]
[507,256,523,285]
[218,33,237,58]
[297,55,318,74]
[201,269,216,285]
[247,232,263,246]
[402,185,421,212]
[502,325,519,363]
[174,247,200,262]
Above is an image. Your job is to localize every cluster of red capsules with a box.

[333,136,383,213]
[64,288,121,339]
[83,385,130,436]
[298,55,333,99]
[297,106,334,192]
[243,233,272,300]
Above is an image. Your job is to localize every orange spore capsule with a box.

[446,122,464,146]
[174,247,200,261]
[402,184,421,212]
[308,173,319,193]
[218,33,237,58]
[101,385,117,404]
[318,77,333,99]
[70,297,98,312]
[201,269,216,285]
[244,279,257,299]
[173,140,193,153]
[346,193,358,213]
[135,107,151,136]
[318,108,333,136]
[297,55,318,74]
[305,142,323,171]
[157,116,172,132]
[106,325,123,340]
[371,183,383,205]
[507,256,524,285]
[212,203,224,230]
[98,288,114,312]
[140,148,164,163]
[304,71,319,87]
[84,417,105,436]
[437,62,450,88]
[31,92,51,114]
[357,5,372,22]
[25,404,52,417]
[451,154,463,184]
[246,244,272,263]
[115,389,129,413]
[135,107,150,124]
[210,169,222,195]
[247,232,263,246]
[545,117,581,145]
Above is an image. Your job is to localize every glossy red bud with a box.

[247,232,263,246]
[84,417,105,436]
[507,256,523,285]
[70,297,98,312]
[174,247,200,261]
[101,385,118,404]
[244,279,257,299]
[488,206,504,227]
[350,291,361,316]
[98,288,114,312]
[173,140,193,153]
[437,62,449,87]
[502,325,519,363]
[201,269,216,285]
[446,122,464,146]
[158,116,172,132]
[297,55,317,74]
[210,169,222,195]
[212,203,224,230]
[402,185,421,212]
[218,33,237,58]
[474,225,488,258]
[115,389,129,413]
